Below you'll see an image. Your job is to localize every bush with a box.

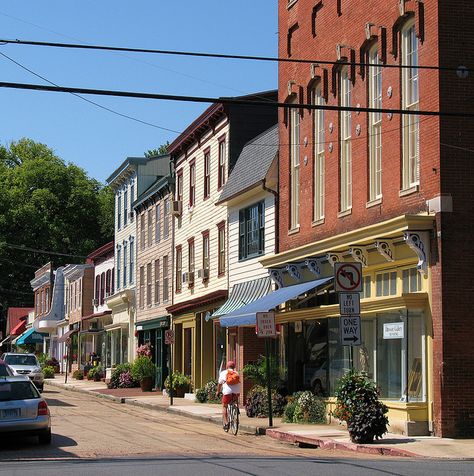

[87,365,103,381]
[108,363,139,389]
[164,371,191,393]
[245,385,286,418]
[205,379,221,403]
[293,391,326,424]
[42,366,55,379]
[243,356,282,389]
[195,387,208,403]
[333,369,389,444]
[72,370,84,380]
[119,370,135,388]
[283,400,297,423]
[131,356,156,381]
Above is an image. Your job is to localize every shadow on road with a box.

[0,433,77,460]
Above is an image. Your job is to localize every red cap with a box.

[226,360,236,369]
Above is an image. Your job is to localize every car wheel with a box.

[38,429,52,445]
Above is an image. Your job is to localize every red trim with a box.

[86,241,114,262]
[189,161,196,208]
[10,319,26,336]
[166,289,228,315]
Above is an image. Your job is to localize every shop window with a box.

[375,271,397,296]
[402,268,422,293]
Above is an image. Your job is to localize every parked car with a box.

[1,353,45,391]
[304,358,351,396]
[0,375,51,444]
[0,360,14,377]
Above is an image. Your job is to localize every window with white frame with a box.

[117,193,122,230]
[218,222,226,276]
[239,201,264,260]
[202,231,210,273]
[146,262,152,306]
[369,46,383,201]
[129,237,134,284]
[290,100,300,229]
[116,246,121,289]
[401,21,419,190]
[376,271,397,297]
[175,247,182,293]
[188,238,195,286]
[162,255,169,301]
[154,259,160,304]
[140,214,145,250]
[123,241,127,286]
[155,204,161,243]
[163,198,170,239]
[313,86,325,221]
[340,67,352,212]
[218,138,226,189]
[189,161,196,207]
[139,266,145,309]
[123,188,128,226]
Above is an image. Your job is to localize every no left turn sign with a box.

[334,262,362,292]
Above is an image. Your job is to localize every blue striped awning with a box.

[210,277,272,320]
[219,276,333,327]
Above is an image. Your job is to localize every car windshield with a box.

[0,364,12,376]
[4,355,38,366]
[0,381,40,401]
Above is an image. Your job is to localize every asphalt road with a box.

[0,387,472,475]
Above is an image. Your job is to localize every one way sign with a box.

[340,315,361,346]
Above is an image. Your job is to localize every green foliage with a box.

[195,379,221,403]
[195,387,208,403]
[292,391,326,424]
[108,363,139,389]
[244,385,286,418]
[144,142,169,157]
[333,369,389,443]
[243,356,282,389]
[0,138,113,308]
[87,365,103,381]
[42,366,55,379]
[131,356,156,381]
[72,370,84,380]
[164,371,191,392]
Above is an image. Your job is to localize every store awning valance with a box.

[135,315,170,331]
[58,329,78,343]
[16,327,48,345]
[220,277,333,328]
[210,277,273,320]
[10,319,26,336]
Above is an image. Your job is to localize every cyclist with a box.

[216,360,240,431]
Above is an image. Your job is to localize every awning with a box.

[210,277,272,320]
[16,327,48,345]
[57,329,78,343]
[135,315,170,331]
[220,276,333,327]
[10,319,26,336]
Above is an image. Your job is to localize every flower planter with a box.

[140,376,154,392]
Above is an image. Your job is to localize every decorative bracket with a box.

[349,246,369,267]
[326,252,344,268]
[305,258,321,277]
[404,231,430,276]
[375,240,395,262]
[286,264,302,282]
[269,269,284,289]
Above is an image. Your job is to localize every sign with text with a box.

[340,315,361,346]
[164,329,175,345]
[334,262,363,292]
[339,292,361,315]
[383,322,404,339]
[256,312,276,338]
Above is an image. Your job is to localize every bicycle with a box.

[224,395,239,436]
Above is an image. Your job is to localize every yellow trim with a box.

[261,213,434,267]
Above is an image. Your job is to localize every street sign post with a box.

[334,262,363,292]
[340,315,361,346]
[165,329,175,405]
[339,292,360,315]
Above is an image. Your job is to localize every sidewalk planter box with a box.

[140,376,154,392]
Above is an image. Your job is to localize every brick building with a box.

[256,0,474,437]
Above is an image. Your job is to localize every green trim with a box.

[136,316,170,331]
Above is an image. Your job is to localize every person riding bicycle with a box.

[216,360,240,431]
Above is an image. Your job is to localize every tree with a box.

[144,141,170,158]
[0,138,114,309]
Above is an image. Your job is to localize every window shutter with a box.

[239,209,245,260]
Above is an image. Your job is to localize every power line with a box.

[2,243,87,259]
[0,38,469,73]
[0,80,473,118]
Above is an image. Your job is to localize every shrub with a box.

[72,370,84,380]
[131,356,156,381]
[293,391,326,424]
[119,370,135,388]
[195,387,208,403]
[282,399,297,423]
[87,365,103,381]
[204,379,221,403]
[245,385,286,418]
[333,369,388,444]
[108,363,139,389]
[42,366,55,379]
[164,371,191,393]
[243,356,282,389]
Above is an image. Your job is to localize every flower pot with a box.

[140,376,154,392]
[349,431,374,444]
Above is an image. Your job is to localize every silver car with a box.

[1,353,45,391]
[0,376,51,444]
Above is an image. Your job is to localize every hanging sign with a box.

[340,315,361,346]
[256,312,276,338]
[334,262,362,292]
[383,322,404,339]
[339,292,360,315]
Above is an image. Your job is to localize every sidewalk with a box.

[45,378,474,460]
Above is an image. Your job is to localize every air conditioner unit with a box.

[129,211,134,220]
[187,271,195,286]
[197,268,210,280]
[105,292,110,298]
[182,272,189,284]
[172,200,182,217]
[92,298,98,306]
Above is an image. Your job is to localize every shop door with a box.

[155,331,163,389]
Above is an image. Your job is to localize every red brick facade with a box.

[278,0,474,437]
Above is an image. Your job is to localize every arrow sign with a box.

[340,315,361,346]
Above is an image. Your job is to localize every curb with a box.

[265,429,422,458]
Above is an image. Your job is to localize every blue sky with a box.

[0,1,278,183]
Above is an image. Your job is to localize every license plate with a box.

[1,408,20,418]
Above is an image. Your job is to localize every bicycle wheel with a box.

[229,403,239,436]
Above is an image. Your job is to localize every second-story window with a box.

[130,182,135,221]
[313,86,325,222]
[139,266,145,309]
[217,222,226,276]
[123,241,127,286]
[154,259,160,304]
[202,231,210,276]
[164,198,170,239]
[401,20,419,190]
[129,237,134,284]
[155,204,161,243]
[204,150,210,199]
[188,238,195,287]
[116,246,121,289]
[100,272,105,305]
[189,161,196,208]
[163,255,169,302]
[369,45,383,202]
[117,193,122,230]
[218,137,226,189]
[146,262,152,306]
[175,246,182,293]
[290,100,300,229]
[140,213,146,250]
[123,188,128,226]
[340,66,352,212]
[147,209,153,246]
[177,171,183,202]
[239,201,265,260]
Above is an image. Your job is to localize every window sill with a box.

[288,226,300,236]
[337,208,352,218]
[399,185,419,197]
[238,252,264,263]
[218,272,226,278]
[312,218,325,227]
[366,197,382,208]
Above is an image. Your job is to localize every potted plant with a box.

[87,365,104,382]
[164,371,191,398]
[131,356,156,391]
[333,369,389,444]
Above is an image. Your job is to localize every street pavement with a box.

[0,387,473,475]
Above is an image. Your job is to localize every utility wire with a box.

[0,51,181,134]
[0,38,469,73]
[0,80,473,118]
[2,243,87,259]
